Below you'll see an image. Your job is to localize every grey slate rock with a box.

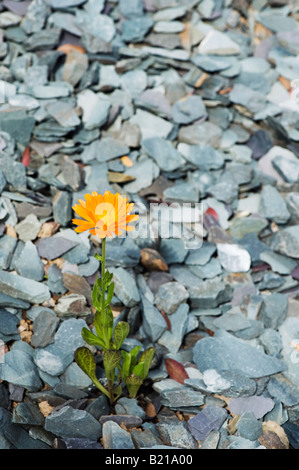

[0,349,42,392]
[141,294,167,342]
[121,16,154,43]
[154,281,188,314]
[0,269,50,304]
[259,293,288,330]
[31,309,60,349]
[236,411,262,441]
[102,420,135,449]
[100,415,143,428]
[258,185,290,224]
[36,236,78,261]
[16,241,44,282]
[267,374,299,407]
[193,333,286,378]
[187,405,228,441]
[0,309,19,337]
[110,267,140,307]
[228,396,275,419]
[0,235,17,270]
[158,303,189,353]
[156,420,197,449]
[188,278,232,309]
[12,402,45,426]
[270,225,299,259]
[171,95,206,124]
[45,405,102,440]
[142,137,185,172]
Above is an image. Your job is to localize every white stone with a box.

[217,243,251,273]
[198,30,240,55]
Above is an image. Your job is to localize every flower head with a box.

[72,191,139,238]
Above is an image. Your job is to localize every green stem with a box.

[101,236,106,311]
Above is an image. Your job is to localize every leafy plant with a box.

[74,238,155,404]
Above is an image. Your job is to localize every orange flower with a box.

[72,191,139,238]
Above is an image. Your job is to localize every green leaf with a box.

[113,321,130,350]
[139,347,155,378]
[125,374,143,398]
[74,347,110,399]
[92,277,102,311]
[132,362,145,379]
[94,253,102,262]
[130,345,141,358]
[121,350,131,378]
[105,282,114,306]
[103,349,122,372]
[94,308,114,343]
[81,327,105,349]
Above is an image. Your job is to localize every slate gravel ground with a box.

[0,0,299,451]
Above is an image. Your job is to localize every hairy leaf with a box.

[103,349,122,372]
[113,321,130,350]
[139,347,155,378]
[81,327,105,349]
[105,282,114,306]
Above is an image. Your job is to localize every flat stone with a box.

[95,137,130,163]
[0,269,50,305]
[12,402,45,426]
[130,109,173,140]
[141,295,167,342]
[156,421,197,449]
[36,236,78,261]
[178,143,224,170]
[154,281,188,314]
[16,241,44,282]
[0,111,35,146]
[45,405,102,440]
[120,69,147,98]
[121,16,154,43]
[0,348,42,392]
[258,185,290,224]
[269,225,299,259]
[236,411,263,441]
[109,267,140,307]
[178,121,222,147]
[228,396,275,419]
[102,421,135,449]
[230,84,266,114]
[193,333,286,379]
[54,293,90,318]
[0,235,17,270]
[158,303,189,353]
[46,101,81,128]
[171,95,206,124]
[77,90,111,130]
[267,374,299,407]
[142,137,185,172]
[187,405,228,441]
[198,30,241,55]
[259,251,297,275]
[14,214,41,242]
[188,278,232,309]
[31,309,60,349]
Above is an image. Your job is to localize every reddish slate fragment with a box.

[22,146,30,167]
[205,207,219,222]
[165,358,189,384]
